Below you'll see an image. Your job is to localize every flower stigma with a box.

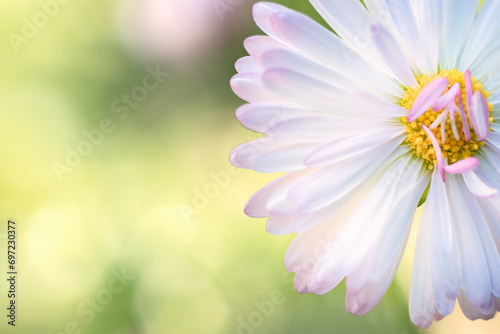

[401,69,493,180]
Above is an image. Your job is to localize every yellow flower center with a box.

[400,69,493,170]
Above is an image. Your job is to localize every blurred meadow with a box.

[0,0,499,333]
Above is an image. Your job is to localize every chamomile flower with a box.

[230,0,500,328]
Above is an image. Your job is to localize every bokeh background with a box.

[0,0,498,333]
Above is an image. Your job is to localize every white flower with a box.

[229,1,500,328]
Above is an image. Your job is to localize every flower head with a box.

[230,0,500,328]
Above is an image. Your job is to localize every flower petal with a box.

[304,128,405,167]
[369,23,418,88]
[463,170,498,198]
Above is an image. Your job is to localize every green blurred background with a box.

[0,0,498,333]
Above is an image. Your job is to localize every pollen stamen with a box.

[401,69,493,173]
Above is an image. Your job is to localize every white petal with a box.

[294,269,313,294]
[463,170,498,198]
[458,291,496,321]
[409,206,438,329]
[304,128,405,167]
[354,90,407,119]
[243,35,287,56]
[448,175,492,310]
[308,154,417,294]
[439,0,479,69]
[486,132,500,154]
[235,56,261,74]
[259,49,364,94]
[364,0,428,74]
[236,103,322,133]
[309,0,393,75]
[266,117,383,143]
[253,2,402,98]
[459,0,500,71]
[261,69,354,115]
[229,138,320,172]
[243,169,314,218]
[266,215,294,235]
[345,159,429,316]
[230,73,280,103]
[412,0,442,73]
[464,193,500,298]
[287,139,407,214]
[370,23,418,88]
[427,169,454,255]
[425,170,461,316]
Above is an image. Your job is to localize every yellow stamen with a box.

[401,69,492,168]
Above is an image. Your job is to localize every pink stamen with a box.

[444,157,479,175]
[457,90,471,142]
[432,82,460,111]
[464,69,478,138]
[422,124,445,182]
[407,77,449,122]
[471,91,490,141]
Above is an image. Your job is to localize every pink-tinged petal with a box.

[262,7,402,97]
[444,157,479,175]
[229,138,319,173]
[421,124,445,181]
[266,215,294,235]
[407,77,449,122]
[458,292,497,321]
[243,169,312,218]
[457,92,471,142]
[236,103,319,133]
[294,269,312,294]
[235,56,261,74]
[230,73,280,103]
[252,2,294,38]
[463,170,498,198]
[243,35,285,56]
[472,91,491,141]
[432,82,460,111]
